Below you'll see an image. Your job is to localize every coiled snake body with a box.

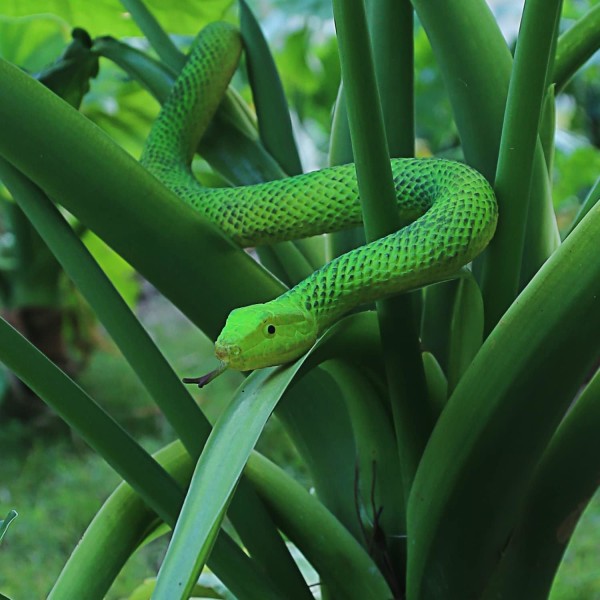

[141,22,498,382]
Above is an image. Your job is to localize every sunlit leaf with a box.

[0,0,236,38]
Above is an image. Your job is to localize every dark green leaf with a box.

[239,0,302,175]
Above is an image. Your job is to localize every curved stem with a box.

[408,201,600,599]
[119,0,185,70]
[554,4,600,92]
[481,0,563,331]
[49,442,285,600]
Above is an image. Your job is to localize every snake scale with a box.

[141,22,498,384]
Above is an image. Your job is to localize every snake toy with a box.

[140,22,498,386]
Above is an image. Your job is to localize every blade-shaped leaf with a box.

[0,510,17,544]
[152,313,386,599]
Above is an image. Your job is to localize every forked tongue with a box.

[183,362,228,388]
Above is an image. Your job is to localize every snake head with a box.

[214,300,318,371]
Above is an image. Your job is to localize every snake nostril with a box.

[215,343,241,361]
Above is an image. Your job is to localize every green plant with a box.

[0,1,598,599]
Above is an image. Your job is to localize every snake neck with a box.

[278,161,498,333]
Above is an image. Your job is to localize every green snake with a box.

[141,22,498,385]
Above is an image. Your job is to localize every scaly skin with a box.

[141,22,498,375]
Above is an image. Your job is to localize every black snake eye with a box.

[267,324,276,335]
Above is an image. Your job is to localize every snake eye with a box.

[265,324,276,336]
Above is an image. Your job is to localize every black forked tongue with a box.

[183,363,227,388]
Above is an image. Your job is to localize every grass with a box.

[0,290,596,599]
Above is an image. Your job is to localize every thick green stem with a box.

[367,0,415,158]
[411,0,559,310]
[481,0,563,330]
[332,0,431,501]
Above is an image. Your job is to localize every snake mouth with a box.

[215,341,242,363]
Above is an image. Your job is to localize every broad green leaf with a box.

[0,159,305,600]
[0,14,69,71]
[0,0,235,38]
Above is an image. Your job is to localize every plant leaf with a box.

[0,0,236,38]
[239,0,302,175]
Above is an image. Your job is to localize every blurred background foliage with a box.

[0,0,598,598]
